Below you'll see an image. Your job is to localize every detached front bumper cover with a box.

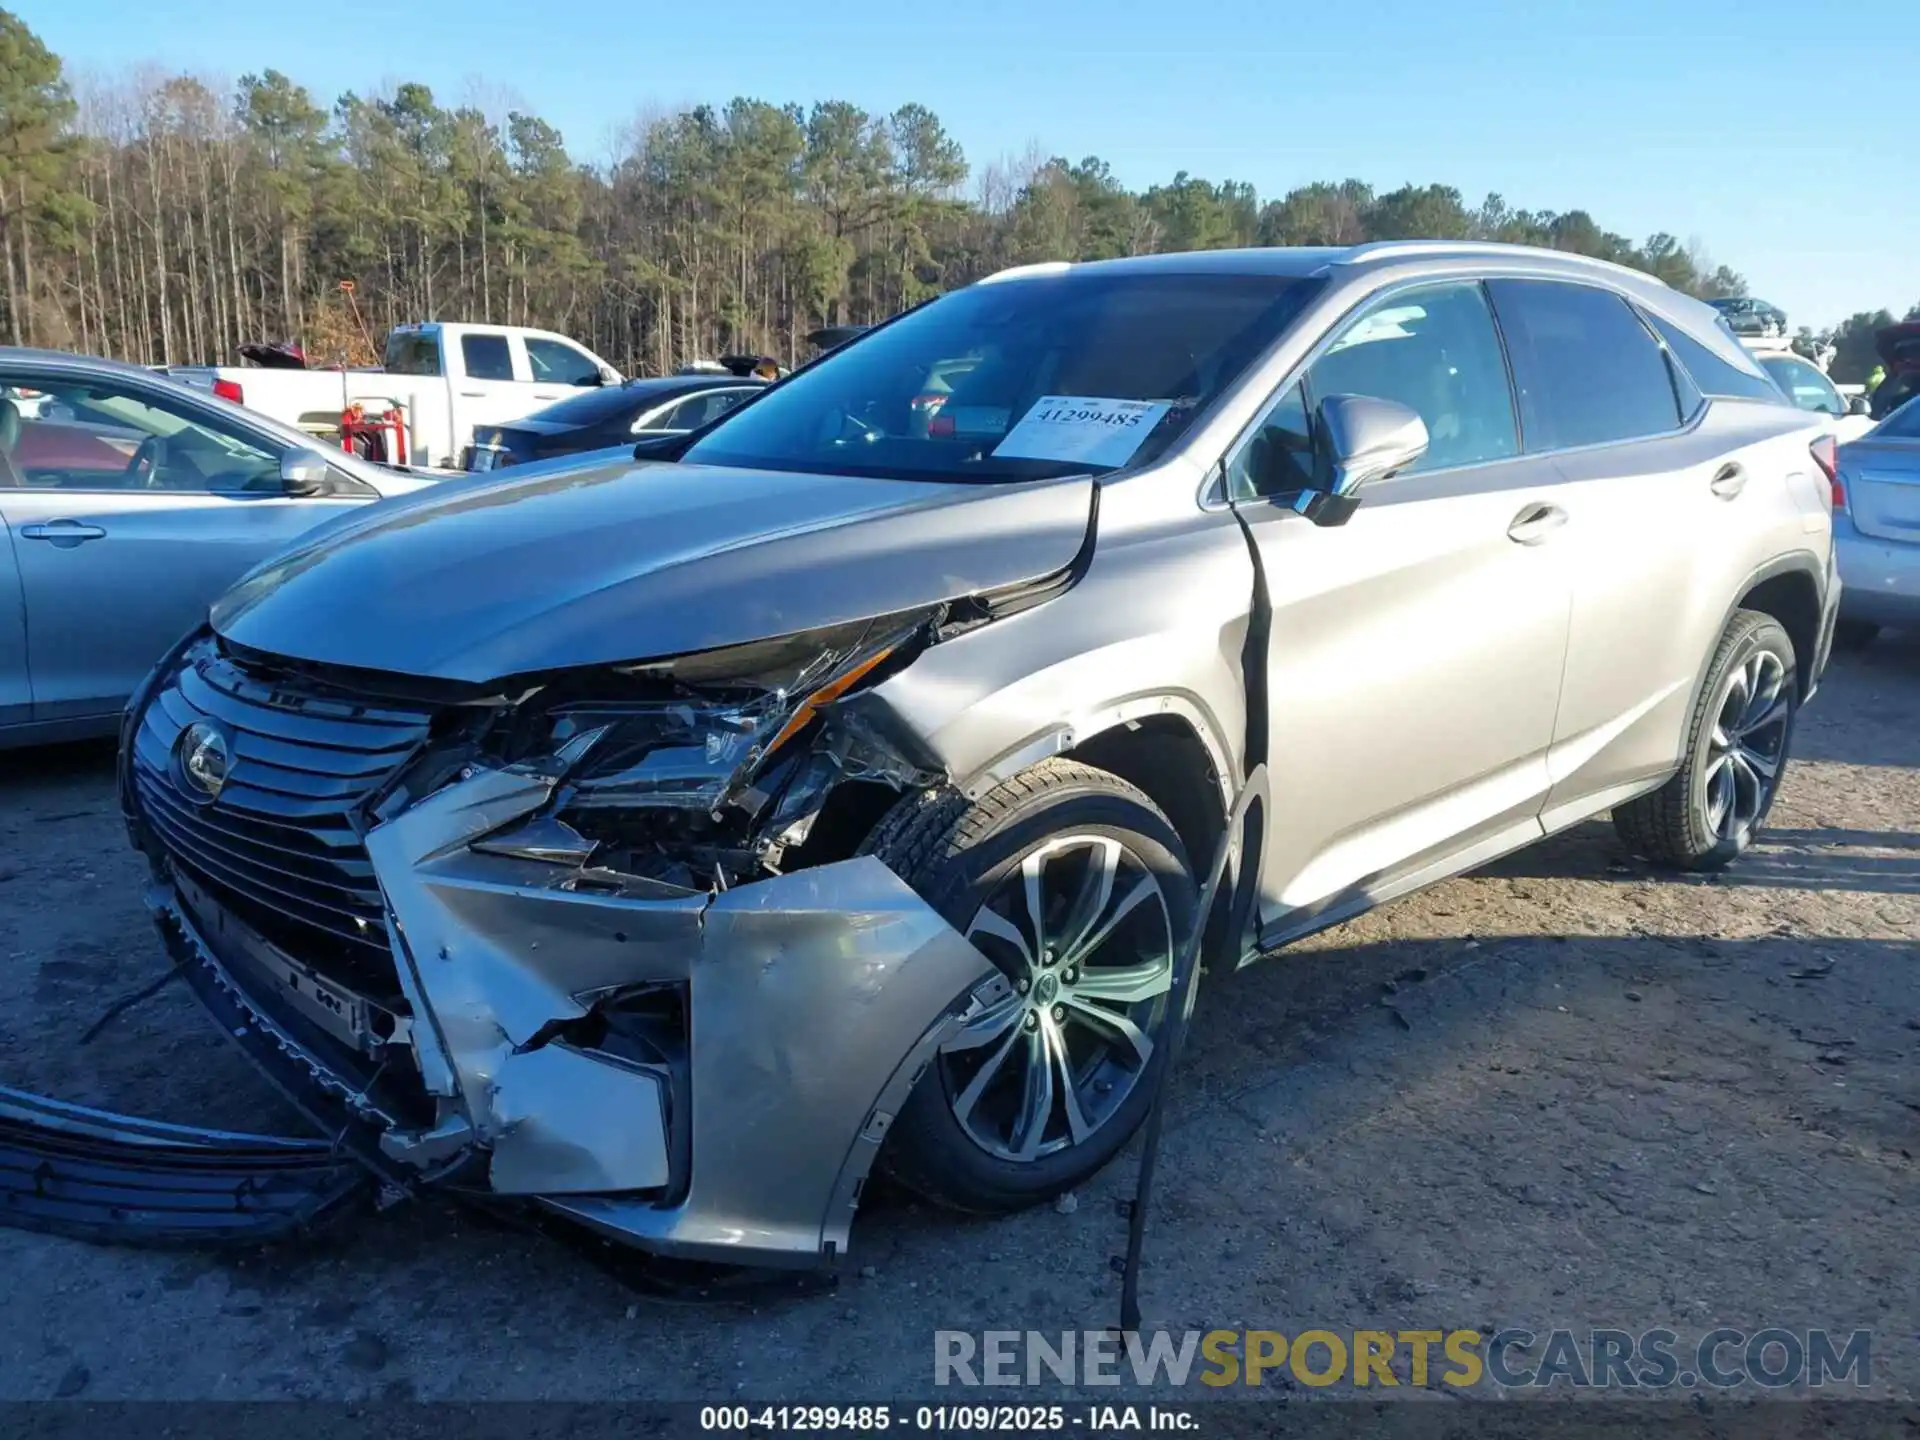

[0,1085,367,1247]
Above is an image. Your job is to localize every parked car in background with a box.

[1709,296,1789,338]
[0,349,440,748]
[107,242,1837,1263]
[466,374,765,472]
[1870,322,1920,420]
[168,322,622,470]
[1752,346,1877,442]
[1832,394,1920,648]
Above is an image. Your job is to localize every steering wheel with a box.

[830,407,885,447]
[124,435,166,489]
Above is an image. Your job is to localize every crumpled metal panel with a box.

[553,863,1002,1264]
[482,1044,671,1195]
[365,762,994,1246]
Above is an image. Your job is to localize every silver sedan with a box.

[0,349,439,748]
[1834,395,1920,648]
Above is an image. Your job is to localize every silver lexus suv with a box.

[119,242,1839,1266]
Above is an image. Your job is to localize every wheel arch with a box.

[1729,552,1826,699]
[956,695,1238,883]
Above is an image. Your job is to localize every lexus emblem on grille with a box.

[175,721,231,804]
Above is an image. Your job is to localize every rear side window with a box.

[1642,311,1782,402]
[526,337,601,386]
[384,331,441,376]
[461,334,516,382]
[1488,280,1682,451]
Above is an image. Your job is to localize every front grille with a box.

[130,641,434,999]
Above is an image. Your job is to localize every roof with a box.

[0,346,152,374]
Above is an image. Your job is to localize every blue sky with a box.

[25,0,1916,331]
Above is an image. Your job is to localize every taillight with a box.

[1809,434,1842,510]
[212,378,244,405]
[928,413,956,438]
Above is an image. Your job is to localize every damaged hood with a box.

[211,458,1095,682]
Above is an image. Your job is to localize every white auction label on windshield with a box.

[991,396,1170,467]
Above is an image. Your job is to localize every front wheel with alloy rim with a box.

[861,759,1198,1214]
[1612,608,1798,870]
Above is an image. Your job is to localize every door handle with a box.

[1507,502,1568,545]
[20,520,107,544]
[1710,463,1747,499]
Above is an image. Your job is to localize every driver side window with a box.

[0,375,281,494]
[1225,281,1519,502]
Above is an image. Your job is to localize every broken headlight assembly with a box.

[489,613,940,890]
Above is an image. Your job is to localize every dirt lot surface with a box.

[1,637,1916,1404]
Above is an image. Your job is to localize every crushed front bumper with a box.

[0,1085,366,1246]
[134,758,997,1270]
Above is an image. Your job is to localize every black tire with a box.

[1831,619,1880,653]
[1612,609,1798,871]
[861,758,1197,1214]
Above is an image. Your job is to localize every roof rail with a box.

[978,260,1075,285]
[1335,240,1670,288]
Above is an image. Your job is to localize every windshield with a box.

[682,270,1322,482]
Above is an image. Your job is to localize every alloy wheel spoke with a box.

[943,990,1024,1053]
[1063,874,1161,969]
[1053,837,1121,960]
[1069,952,1174,1004]
[1718,671,1750,735]
[1020,850,1050,960]
[1739,656,1783,731]
[951,1020,1025,1132]
[1736,743,1780,780]
[1011,1027,1055,1159]
[1064,994,1154,1068]
[1043,1014,1093,1146]
[1738,695,1791,742]
[1729,752,1763,823]
[1704,755,1735,836]
[966,905,1035,971]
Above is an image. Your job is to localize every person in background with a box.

[1863,362,1887,395]
[752,357,781,381]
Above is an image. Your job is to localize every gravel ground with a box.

[0,635,1915,1404]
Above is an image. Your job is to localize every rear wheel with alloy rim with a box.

[1613,608,1798,870]
[862,759,1197,1213]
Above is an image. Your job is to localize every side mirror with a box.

[280,447,333,496]
[598,365,621,386]
[1848,394,1871,416]
[630,432,686,462]
[1289,395,1429,527]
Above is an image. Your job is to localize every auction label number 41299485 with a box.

[699,1404,1202,1433]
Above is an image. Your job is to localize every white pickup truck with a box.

[169,322,622,471]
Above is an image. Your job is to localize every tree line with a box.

[0,9,1912,381]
